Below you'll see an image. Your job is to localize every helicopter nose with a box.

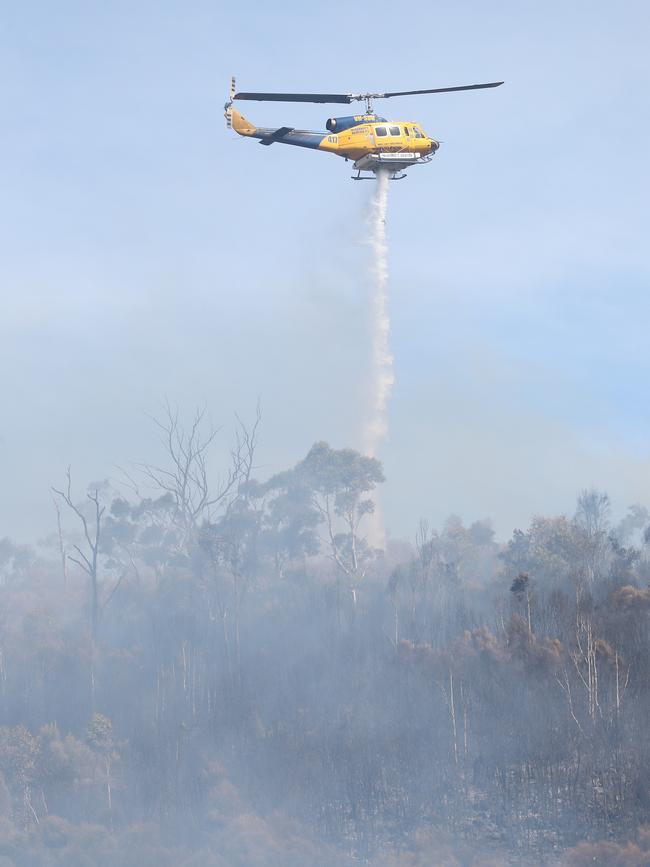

[429,139,439,152]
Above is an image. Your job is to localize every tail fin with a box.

[224,75,236,129]
[229,107,257,137]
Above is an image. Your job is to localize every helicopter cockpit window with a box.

[413,128,423,138]
[389,126,400,136]
[375,126,388,136]
[404,127,411,136]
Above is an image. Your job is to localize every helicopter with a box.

[224,76,503,180]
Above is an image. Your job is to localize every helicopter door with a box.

[403,126,413,151]
[373,125,388,149]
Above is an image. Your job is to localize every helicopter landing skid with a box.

[352,170,407,181]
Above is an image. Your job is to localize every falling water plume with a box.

[361,167,394,547]
[362,167,394,460]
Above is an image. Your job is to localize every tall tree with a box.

[52,468,105,640]
[134,402,261,549]
[285,442,384,601]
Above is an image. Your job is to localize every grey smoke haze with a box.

[4,271,650,544]
[3,2,650,866]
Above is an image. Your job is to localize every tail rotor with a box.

[224,75,236,128]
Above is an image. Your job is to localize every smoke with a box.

[361,167,394,459]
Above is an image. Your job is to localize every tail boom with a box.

[227,107,328,151]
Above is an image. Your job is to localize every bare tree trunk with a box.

[234,574,242,687]
[90,640,96,712]
[394,603,399,646]
[449,671,458,767]
[221,610,233,687]
[53,497,68,588]
[461,681,468,761]
[106,756,113,831]
[52,468,105,641]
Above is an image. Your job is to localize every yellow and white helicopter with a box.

[225,77,503,180]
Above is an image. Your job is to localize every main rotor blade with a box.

[382,82,504,98]
[234,91,353,104]
[232,81,504,105]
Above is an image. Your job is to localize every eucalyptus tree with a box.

[292,442,384,594]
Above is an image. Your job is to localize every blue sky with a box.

[1,0,649,542]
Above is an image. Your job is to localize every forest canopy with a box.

[1,408,650,865]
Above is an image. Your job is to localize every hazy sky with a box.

[1,0,649,543]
